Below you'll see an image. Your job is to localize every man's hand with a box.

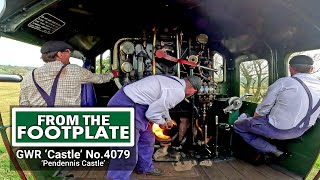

[253,112,261,117]
[159,121,173,129]
[111,70,119,78]
[166,121,173,129]
[159,123,167,129]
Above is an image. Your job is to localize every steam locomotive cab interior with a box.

[1,0,319,179]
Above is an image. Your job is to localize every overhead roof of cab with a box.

[1,0,320,58]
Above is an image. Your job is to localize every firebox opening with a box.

[152,120,178,142]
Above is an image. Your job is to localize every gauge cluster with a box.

[112,27,221,91]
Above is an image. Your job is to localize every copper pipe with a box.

[201,136,213,145]
[152,27,157,75]
[112,37,141,89]
[0,114,27,180]
[176,32,181,78]
[143,30,147,48]
[195,118,203,139]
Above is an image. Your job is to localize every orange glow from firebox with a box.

[152,120,177,140]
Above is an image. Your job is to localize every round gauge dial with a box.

[196,34,208,44]
[120,41,135,55]
[121,62,133,73]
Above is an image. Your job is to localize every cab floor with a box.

[55,158,302,180]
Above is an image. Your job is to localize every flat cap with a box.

[187,75,202,91]
[289,55,314,65]
[40,41,73,54]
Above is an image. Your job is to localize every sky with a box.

[0,37,44,67]
[0,37,83,67]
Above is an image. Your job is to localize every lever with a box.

[155,50,218,72]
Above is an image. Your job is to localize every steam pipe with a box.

[195,119,203,139]
[176,32,181,78]
[152,27,157,75]
[112,37,141,89]
[190,69,196,144]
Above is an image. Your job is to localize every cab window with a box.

[212,52,224,82]
[95,49,111,74]
[239,59,269,103]
[288,50,320,78]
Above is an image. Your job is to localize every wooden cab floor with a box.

[54,158,302,180]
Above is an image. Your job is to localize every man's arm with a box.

[78,66,118,84]
[255,78,284,116]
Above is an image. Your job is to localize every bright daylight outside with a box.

[239,52,320,104]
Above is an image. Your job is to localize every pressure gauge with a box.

[196,34,208,44]
[121,62,133,73]
[120,41,135,55]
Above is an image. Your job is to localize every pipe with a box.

[152,27,157,75]
[195,118,203,139]
[176,32,181,78]
[204,125,207,146]
[112,37,141,89]
[0,114,27,180]
[215,115,219,156]
[190,69,196,144]
[0,74,22,82]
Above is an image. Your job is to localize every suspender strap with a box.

[292,77,320,127]
[311,98,320,114]
[32,65,67,107]
[292,77,313,113]
[158,74,183,86]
